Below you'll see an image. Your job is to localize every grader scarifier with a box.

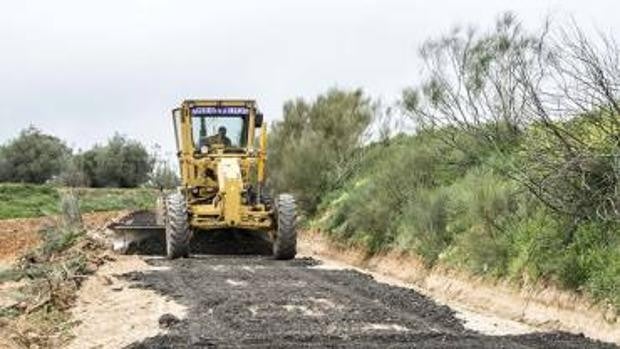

[111,100,297,259]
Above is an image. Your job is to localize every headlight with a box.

[201,145,209,153]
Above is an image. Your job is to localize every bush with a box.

[520,117,620,223]
[0,126,71,184]
[148,161,180,189]
[318,135,446,254]
[523,220,620,291]
[395,188,451,265]
[587,244,620,309]
[268,88,375,213]
[53,158,90,187]
[77,134,154,188]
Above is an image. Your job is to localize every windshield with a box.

[192,115,247,149]
[191,106,250,150]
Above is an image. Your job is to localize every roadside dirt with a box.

[65,230,617,348]
[0,211,124,264]
[67,255,186,349]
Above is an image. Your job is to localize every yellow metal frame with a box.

[172,99,272,231]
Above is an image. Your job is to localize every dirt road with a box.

[67,232,616,349]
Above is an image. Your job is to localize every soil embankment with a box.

[0,211,122,264]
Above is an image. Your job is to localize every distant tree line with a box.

[0,126,179,188]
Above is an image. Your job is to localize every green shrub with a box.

[0,127,71,184]
[77,134,154,188]
[441,169,519,276]
[504,206,559,281]
[268,89,375,213]
[587,244,620,309]
[395,187,451,265]
[319,137,448,253]
[148,162,180,189]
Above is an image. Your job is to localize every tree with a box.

[404,13,620,224]
[78,134,154,188]
[0,126,71,184]
[0,145,8,181]
[54,157,90,187]
[402,13,541,152]
[268,88,376,212]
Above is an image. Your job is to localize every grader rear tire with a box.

[273,194,297,260]
[165,192,191,259]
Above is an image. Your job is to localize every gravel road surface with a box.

[117,231,616,349]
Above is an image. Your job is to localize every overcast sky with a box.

[0,0,618,155]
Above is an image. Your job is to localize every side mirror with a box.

[255,113,264,128]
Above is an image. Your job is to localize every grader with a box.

[111,99,297,260]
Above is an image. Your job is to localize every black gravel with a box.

[120,232,618,349]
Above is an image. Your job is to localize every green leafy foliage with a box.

[277,116,620,309]
[268,88,375,213]
[0,127,161,189]
[519,116,620,222]
[0,126,71,184]
[76,134,154,188]
[148,161,180,189]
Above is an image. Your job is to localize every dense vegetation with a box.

[76,134,153,188]
[0,128,178,189]
[0,183,157,219]
[269,15,620,310]
[268,89,375,213]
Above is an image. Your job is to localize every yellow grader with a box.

[111,99,297,259]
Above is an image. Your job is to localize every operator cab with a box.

[194,119,244,155]
[171,101,264,156]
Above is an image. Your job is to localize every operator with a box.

[206,126,232,147]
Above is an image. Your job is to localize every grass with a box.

[0,183,157,220]
[72,187,157,213]
[0,184,60,219]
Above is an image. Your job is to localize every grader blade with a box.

[108,210,164,253]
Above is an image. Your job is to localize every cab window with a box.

[192,115,247,149]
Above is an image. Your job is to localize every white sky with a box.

[0,0,618,156]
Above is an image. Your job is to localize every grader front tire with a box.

[273,194,297,260]
[165,193,191,259]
